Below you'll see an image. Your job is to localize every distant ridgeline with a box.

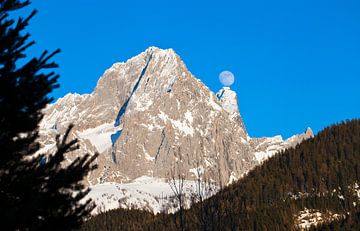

[81,119,360,231]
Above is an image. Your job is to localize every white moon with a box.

[219,71,235,86]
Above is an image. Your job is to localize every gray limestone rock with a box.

[38,47,313,186]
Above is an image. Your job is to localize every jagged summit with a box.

[110,46,176,65]
[39,46,312,187]
[216,87,239,116]
[146,46,176,54]
[305,127,314,137]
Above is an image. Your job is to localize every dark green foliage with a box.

[81,209,157,231]
[0,0,97,230]
[81,119,360,230]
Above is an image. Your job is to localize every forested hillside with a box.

[81,119,360,230]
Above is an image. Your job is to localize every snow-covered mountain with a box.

[38,47,313,214]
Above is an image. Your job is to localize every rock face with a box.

[250,127,314,163]
[39,47,313,186]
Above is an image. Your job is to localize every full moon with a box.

[219,71,235,86]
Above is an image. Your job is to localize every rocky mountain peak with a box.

[216,87,239,116]
[38,46,312,188]
[305,127,314,137]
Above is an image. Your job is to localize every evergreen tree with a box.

[0,0,98,230]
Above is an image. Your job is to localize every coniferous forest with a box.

[81,119,360,230]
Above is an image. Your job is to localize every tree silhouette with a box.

[168,152,187,231]
[0,0,98,230]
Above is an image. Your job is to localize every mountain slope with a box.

[81,119,360,230]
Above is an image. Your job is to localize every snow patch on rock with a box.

[158,111,194,136]
[295,208,343,229]
[216,87,239,117]
[77,123,115,153]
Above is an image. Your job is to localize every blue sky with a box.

[21,0,360,138]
